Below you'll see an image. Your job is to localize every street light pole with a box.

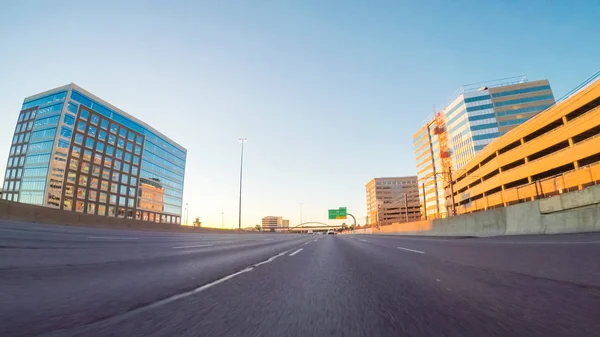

[238,138,247,231]
[221,212,224,228]
[184,203,189,225]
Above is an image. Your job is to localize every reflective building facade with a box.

[2,84,186,224]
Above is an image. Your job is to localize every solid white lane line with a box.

[87,236,139,240]
[359,239,368,242]
[289,248,303,256]
[313,239,318,242]
[303,241,311,245]
[397,246,425,254]
[172,244,213,249]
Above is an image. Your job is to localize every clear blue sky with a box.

[0,0,598,228]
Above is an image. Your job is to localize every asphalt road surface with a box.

[1,220,600,337]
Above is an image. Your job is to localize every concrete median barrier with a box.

[0,199,234,233]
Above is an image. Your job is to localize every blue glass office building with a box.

[2,84,186,224]
[443,78,555,169]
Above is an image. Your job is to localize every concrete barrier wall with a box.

[348,184,600,237]
[0,199,233,233]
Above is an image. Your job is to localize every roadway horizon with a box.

[2,219,599,336]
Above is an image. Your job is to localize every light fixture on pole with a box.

[238,138,247,230]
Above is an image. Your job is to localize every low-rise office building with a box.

[2,84,186,224]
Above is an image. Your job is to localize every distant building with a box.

[282,219,289,228]
[366,176,420,226]
[414,77,555,219]
[262,216,282,231]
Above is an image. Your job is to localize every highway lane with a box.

[2,221,600,336]
[0,220,313,336]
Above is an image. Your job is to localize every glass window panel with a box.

[122,163,130,174]
[127,198,134,208]
[120,185,126,195]
[18,112,25,122]
[116,149,123,159]
[88,190,97,202]
[106,145,114,156]
[136,135,143,145]
[110,195,117,205]
[69,158,79,170]
[102,168,110,179]
[65,185,74,197]
[24,133,30,142]
[90,178,99,189]
[90,115,99,125]
[118,207,126,218]
[93,153,102,165]
[108,134,116,145]
[98,130,107,142]
[117,138,125,148]
[72,146,81,158]
[67,172,77,183]
[119,196,126,206]
[12,135,18,144]
[99,192,107,203]
[77,188,86,199]
[101,119,108,130]
[108,206,116,216]
[63,198,73,211]
[83,150,92,162]
[127,132,134,142]
[76,200,84,212]
[124,153,131,162]
[16,169,22,179]
[63,114,75,126]
[121,174,128,185]
[85,138,94,149]
[78,175,88,186]
[87,202,95,214]
[128,187,135,197]
[100,180,109,191]
[81,162,90,174]
[131,166,138,176]
[77,121,86,132]
[14,181,20,191]
[103,156,112,167]
[114,160,121,171]
[67,102,78,114]
[110,123,117,134]
[74,133,84,145]
[18,134,24,143]
[96,142,104,153]
[110,183,118,193]
[80,110,89,120]
[92,165,101,177]
[60,126,72,139]
[119,128,126,138]
[112,171,119,182]
[126,142,133,152]
[88,125,97,137]
[97,204,106,216]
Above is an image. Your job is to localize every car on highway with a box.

[327,229,336,235]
